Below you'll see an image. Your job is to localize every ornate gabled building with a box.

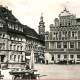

[45,8,80,64]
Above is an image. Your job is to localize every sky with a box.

[0,0,80,33]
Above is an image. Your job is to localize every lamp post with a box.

[67,36,69,65]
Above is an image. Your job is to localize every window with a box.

[56,32,58,38]
[58,55,60,58]
[17,46,19,51]
[62,31,67,38]
[3,43,5,50]
[14,55,16,61]
[21,55,23,61]
[0,33,2,38]
[75,31,77,37]
[21,38,22,41]
[10,36,11,40]
[18,55,20,62]
[53,32,58,38]
[17,38,19,41]
[57,42,61,48]
[14,45,16,50]
[70,55,74,58]
[19,27,21,31]
[21,46,23,51]
[10,45,12,50]
[77,55,80,58]
[70,42,74,48]
[14,37,16,40]
[21,27,23,32]
[12,24,14,29]
[53,32,56,38]
[0,43,2,50]
[72,31,74,37]
[15,24,18,30]
[8,23,11,28]
[64,55,67,58]
[3,34,5,38]
[46,36,49,40]
[0,22,3,27]
[63,42,67,48]
[71,31,77,38]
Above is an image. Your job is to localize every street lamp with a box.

[67,36,69,65]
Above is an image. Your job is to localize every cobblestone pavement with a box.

[1,64,80,79]
[35,64,80,79]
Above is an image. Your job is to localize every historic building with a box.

[0,5,26,68]
[24,25,45,63]
[23,13,45,63]
[45,8,80,64]
[0,5,45,68]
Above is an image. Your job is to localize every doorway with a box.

[1,55,5,62]
[52,56,54,61]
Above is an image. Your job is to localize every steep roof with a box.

[23,25,40,39]
[0,5,21,24]
[0,5,44,42]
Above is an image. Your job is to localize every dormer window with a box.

[8,23,11,28]
[0,21,3,27]
[21,27,23,32]
[12,24,14,29]
[15,24,18,30]
[3,34,5,38]
[0,33,2,38]
[16,20,18,22]
[19,27,21,31]
[6,17,8,20]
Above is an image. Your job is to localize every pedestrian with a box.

[25,63,30,70]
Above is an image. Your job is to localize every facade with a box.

[24,25,45,63]
[0,5,45,68]
[0,5,26,68]
[45,8,80,63]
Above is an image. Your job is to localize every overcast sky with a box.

[0,0,80,33]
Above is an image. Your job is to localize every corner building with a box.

[45,8,80,63]
[0,5,26,68]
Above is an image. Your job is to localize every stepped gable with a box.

[59,7,71,17]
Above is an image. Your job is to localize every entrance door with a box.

[1,55,5,62]
[52,56,54,61]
